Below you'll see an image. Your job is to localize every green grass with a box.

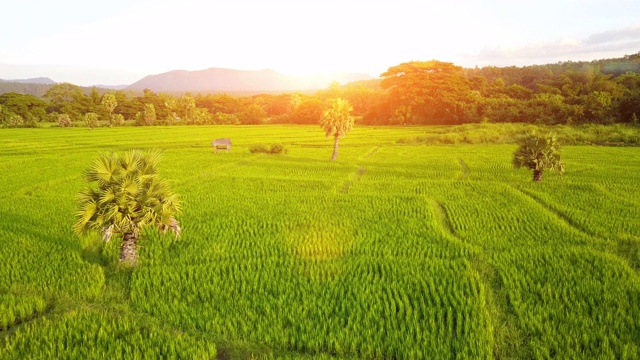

[1,125,639,359]
[397,123,640,146]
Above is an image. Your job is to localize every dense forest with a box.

[1,53,639,128]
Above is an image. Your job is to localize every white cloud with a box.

[2,1,640,84]
[460,25,640,67]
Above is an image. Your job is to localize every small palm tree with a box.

[101,93,117,127]
[320,98,355,160]
[513,131,565,181]
[74,149,181,266]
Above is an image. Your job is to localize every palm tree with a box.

[101,93,117,127]
[320,98,355,160]
[74,149,181,266]
[513,131,565,181]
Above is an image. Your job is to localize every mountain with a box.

[126,68,375,92]
[0,82,54,97]
[0,77,56,85]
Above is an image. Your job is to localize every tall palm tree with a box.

[101,93,117,127]
[513,131,565,181]
[320,98,355,160]
[74,149,181,266]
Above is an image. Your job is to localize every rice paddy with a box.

[0,125,639,359]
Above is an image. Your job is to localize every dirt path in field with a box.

[359,146,379,160]
[337,146,380,193]
[510,185,640,273]
[338,166,366,194]
[593,183,640,207]
[457,158,471,180]
[429,199,469,249]
[510,186,596,239]
[429,197,530,359]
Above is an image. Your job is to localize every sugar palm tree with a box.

[101,93,117,126]
[513,131,565,181]
[74,149,181,266]
[320,98,355,160]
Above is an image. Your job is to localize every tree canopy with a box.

[320,98,355,160]
[513,132,565,181]
[382,61,474,125]
[2,52,640,128]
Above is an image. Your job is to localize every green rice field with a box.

[0,125,639,359]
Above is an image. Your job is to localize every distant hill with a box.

[0,82,53,97]
[0,81,129,98]
[0,77,56,85]
[94,84,129,90]
[126,68,375,92]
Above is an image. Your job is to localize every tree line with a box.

[1,53,639,128]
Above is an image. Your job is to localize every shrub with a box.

[112,114,125,127]
[249,144,268,153]
[213,112,240,125]
[58,114,73,127]
[269,143,286,154]
[249,144,287,154]
[6,115,25,128]
[84,112,99,129]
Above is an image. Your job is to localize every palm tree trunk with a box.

[120,232,138,265]
[533,169,543,182]
[331,136,339,160]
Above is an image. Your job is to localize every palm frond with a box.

[121,176,139,197]
[120,149,143,177]
[74,149,181,244]
[98,188,117,205]
[159,217,181,238]
[320,98,355,138]
[513,131,564,174]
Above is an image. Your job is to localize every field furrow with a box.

[1,126,638,359]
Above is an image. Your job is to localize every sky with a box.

[1,0,639,86]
